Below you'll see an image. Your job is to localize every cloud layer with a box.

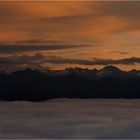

[44,56,140,65]
[0,43,89,53]
[0,99,140,138]
[1,54,140,65]
[0,1,140,70]
[1,53,140,72]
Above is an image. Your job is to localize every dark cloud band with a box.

[0,44,90,53]
[45,56,140,66]
[0,54,140,72]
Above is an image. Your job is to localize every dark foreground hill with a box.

[1,67,140,101]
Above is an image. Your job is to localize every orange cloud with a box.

[0,1,140,70]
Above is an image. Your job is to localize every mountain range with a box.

[9,65,140,79]
[1,65,140,101]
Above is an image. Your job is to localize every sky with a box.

[0,1,140,71]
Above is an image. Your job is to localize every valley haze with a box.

[0,99,140,139]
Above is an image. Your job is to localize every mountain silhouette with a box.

[97,65,126,78]
[1,66,140,101]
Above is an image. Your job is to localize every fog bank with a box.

[0,99,140,138]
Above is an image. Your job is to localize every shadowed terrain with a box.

[0,66,140,101]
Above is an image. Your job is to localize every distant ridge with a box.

[9,65,140,79]
[1,65,140,101]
